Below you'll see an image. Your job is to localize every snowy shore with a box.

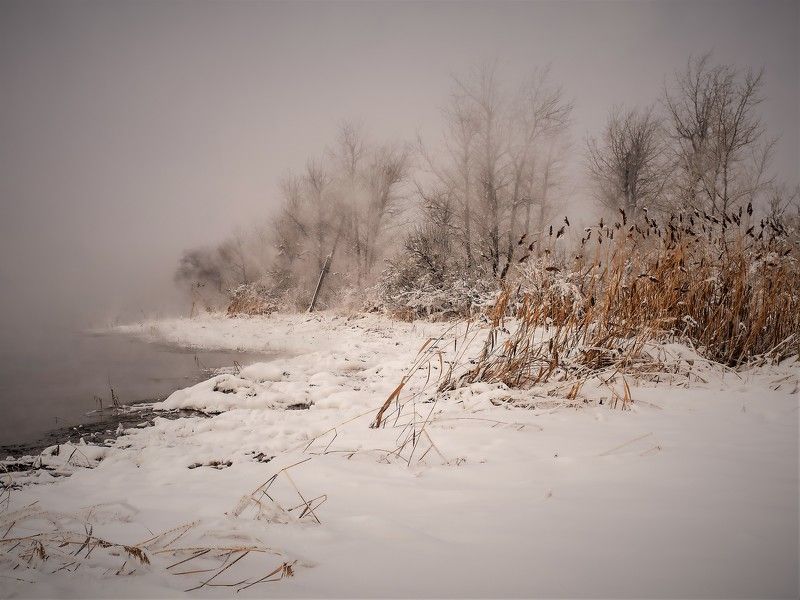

[1,312,798,598]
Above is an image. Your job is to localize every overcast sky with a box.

[1,0,797,337]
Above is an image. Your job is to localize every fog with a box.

[1,0,797,344]
[0,4,798,594]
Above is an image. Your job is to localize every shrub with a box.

[375,225,498,320]
[226,282,278,316]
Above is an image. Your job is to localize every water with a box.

[0,330,268,448]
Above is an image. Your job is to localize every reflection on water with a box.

[0,331,269,446]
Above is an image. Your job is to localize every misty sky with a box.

[1,0,797,339]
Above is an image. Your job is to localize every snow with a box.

[2,312,798,598]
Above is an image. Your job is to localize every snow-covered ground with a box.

[2,312,798,598]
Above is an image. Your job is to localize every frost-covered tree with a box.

[355,144,410,278]
[586,106,669,219]
[419,63,572,278]
[502,68,572,275]
[665,53,773,215]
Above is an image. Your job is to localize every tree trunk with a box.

[463,159,472,268]
[501,173,522,279]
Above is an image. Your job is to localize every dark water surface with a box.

[0,330,267,448]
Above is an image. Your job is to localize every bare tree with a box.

[360,144,409,275]
[441,92,480,267]
[739,138,777,212]
[502,68,572,276]
[328,121,369,283]
[321,122,411,283]
[767,183,800,221]
[419,63,571,277]
[269,174,310,286]
[303,159,333,270]
[528,133,570,238]
[331,120,367,183]
[412,186,458,283]
[665,53,770,215]
[587,106,668,218]
[453,62,509,275]
[218,230,250,286]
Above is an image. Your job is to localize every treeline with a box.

[175,123,411,313]
[176,54,798,318]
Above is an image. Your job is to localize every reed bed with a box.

[443,205,799,398]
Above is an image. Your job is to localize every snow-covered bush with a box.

[226,282,278,316]
[374,225,498,320]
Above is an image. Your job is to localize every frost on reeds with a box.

[374,205,799,421]
[448,206,799,395]
[233,457,328,524]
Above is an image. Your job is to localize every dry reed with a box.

[443,205,798,397]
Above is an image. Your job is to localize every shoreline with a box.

[0,326,272,449]
[1,312,797,598]
[0,400,209,460]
